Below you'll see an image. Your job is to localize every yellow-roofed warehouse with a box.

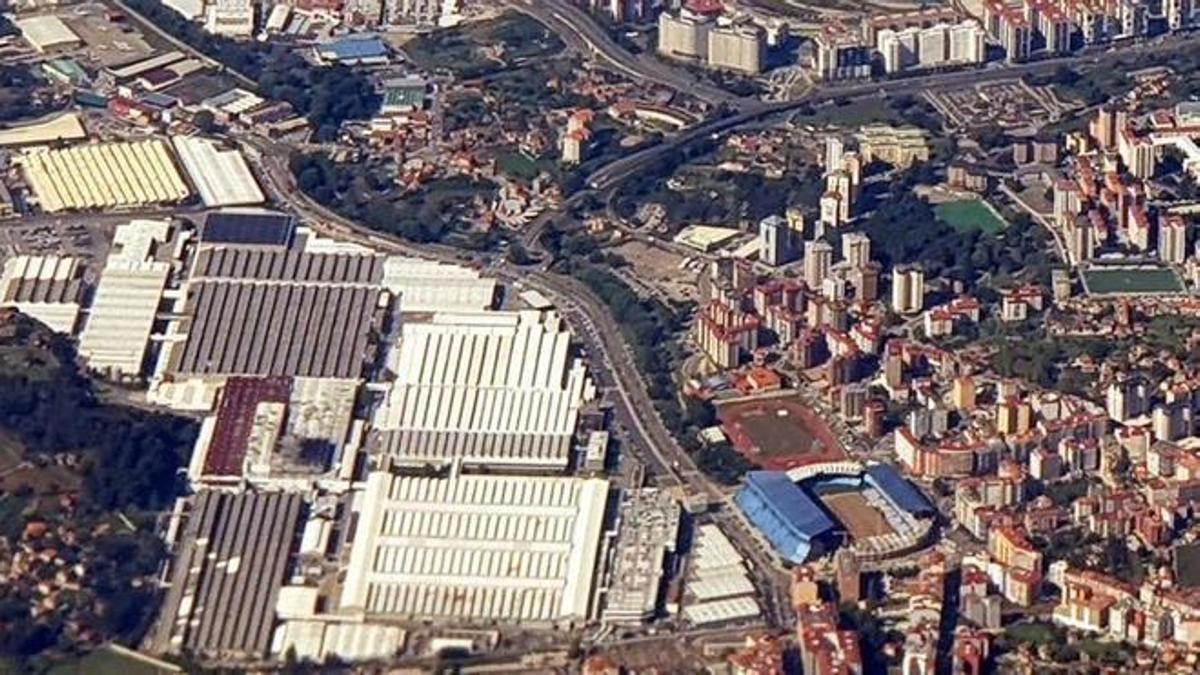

[18,139,192,212]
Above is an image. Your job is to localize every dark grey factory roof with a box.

[151,490,305,659]
[199,210,296,248]
[171,247,383,379]
[191,247,384,284]
[172,279,378,378]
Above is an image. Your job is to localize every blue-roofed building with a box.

[315,36,389,66]
[864,464,934,518]
[736,471,837,564]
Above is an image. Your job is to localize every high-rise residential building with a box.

[707,23,766,74]
[1116,124,1156,179]
[1165,0,1195,30]
[819,192,844,230]
[877,26,919,73]
[1068,216,1094,264]
[826,171,855,221]
[918,24,948,65]
[1159,214,1189,264]
[842,232,871,269]
[891,265,924,314]
[590,0,654,24]
[824,136,844,176]
[984,0,1032,63]
[759,215,799,266]
[804,241,833,289]
[343,0,384,24]
[384,0,453,25]
[1033,2,1072,54]
[1106,377,1148,422]
[658,11,711,62]
[1090,106,1127,151]
[205,0,255,36]
[948,20,986,64]
[1053,179,1082,226]
[813,25,872,80]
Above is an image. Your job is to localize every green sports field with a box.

[935,199,1008,235]
[1082,267,1186,295]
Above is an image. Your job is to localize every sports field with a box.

[717,396,845,471]
[1081,267,1185,295]
[821,492,895,539]
[935,199,1008,235]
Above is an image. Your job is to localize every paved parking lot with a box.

[0,218,114,268]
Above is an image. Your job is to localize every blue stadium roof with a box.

[865,464,934,517]
[737,471,836,563]
[317,37,388,63]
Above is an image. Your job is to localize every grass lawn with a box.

[403,13,562,76]
[496,149,555,181]
[1005,621,1060,646]
[1076,638,1131,662]
[935,199,1008,235]
[47,645,181,675]
[1082,267,1186,295]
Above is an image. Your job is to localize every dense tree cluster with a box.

[123,0,378,137]
[845,168,1053,290]
[289,151,494,242]
[0,313,197,662]
[0,316,196,510]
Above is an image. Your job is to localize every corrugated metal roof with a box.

[200,209,295,247]
[152,490,305,659]
[317,37,388,62]
[865,464,934,517]
[744,471,836,537]
[340,472,609,624]
[372,310,590,469]
[173,136,265,208]
[78,258,170,375]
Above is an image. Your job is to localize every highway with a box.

[242,136,719,500]
[508,0,743,107]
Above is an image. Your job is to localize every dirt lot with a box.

[821,491,895,539]
[611,239,699,303]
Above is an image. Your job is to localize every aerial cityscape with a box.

[0,0,1198,672]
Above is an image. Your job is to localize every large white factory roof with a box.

[171,135,264,207]
[19,139,190,212]
[340,472,609,625]
[79,220,173,376]
[78,258,170,375]
[372,309,593,469]
[382,257,497,313]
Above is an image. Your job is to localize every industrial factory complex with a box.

[33,212,690,664]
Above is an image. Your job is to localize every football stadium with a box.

[736,461,935,564]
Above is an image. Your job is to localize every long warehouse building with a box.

[167,246,383,379]
[19,139,191,212]
[340,472,610,626]
[0,255,83,333]
[78,258,171,376]
[382,257,497,313]
[172,135,265,207]
[151,490,305,660]
[372,309,594,470]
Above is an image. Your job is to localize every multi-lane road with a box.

[243,136,718,499]
[507,0,742,107]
